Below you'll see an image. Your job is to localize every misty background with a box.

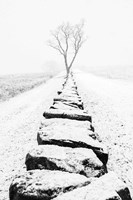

[0,0,133,75]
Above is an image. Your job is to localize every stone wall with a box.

[9,72,132,200]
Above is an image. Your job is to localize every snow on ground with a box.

[0,70,133,199]
[74,70,133,198]
[0,74,64,200]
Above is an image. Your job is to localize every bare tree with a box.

[47,21,86,76]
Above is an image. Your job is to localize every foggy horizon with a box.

[0,0,133,74]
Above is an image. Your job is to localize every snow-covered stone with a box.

[53,172,132,200]
[37,120,108,165]
[25,145,106,177]
[43,109,92,122]
[9,170,90,200]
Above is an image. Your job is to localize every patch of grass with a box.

[0,73,53,102]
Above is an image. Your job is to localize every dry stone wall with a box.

[9,72,132,200]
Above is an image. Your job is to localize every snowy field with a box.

[75,70,133,198]
[0,70,133,199]
[0,73,53,102]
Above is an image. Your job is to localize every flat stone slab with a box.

[54,188,121,200]
[61,88,78,94]
[61,92,79,97]
[25,145,105,178]
[53,98,84,109]
[37,126,100,147]
[60,94,82,101]
[53,97,83,105]
[37,121,108,165]
[91,172,132,200]
[51,101,81,111]
[40,118,94,133]
[9,170,90,200]
[53,172,132,200]
[43,109,92,122]
[62,85,78,90]
[9,170,131,200]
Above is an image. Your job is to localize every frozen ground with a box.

[0,73,52,102]
[0,74,64,200]
[74,70,133,198]
[0,70,133,199]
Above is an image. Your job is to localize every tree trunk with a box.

[69,51,78,70]
[64,55,70,77]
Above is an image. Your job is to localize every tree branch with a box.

[51,31,65,54]
[47,41,64,55]
[47,20,86,75]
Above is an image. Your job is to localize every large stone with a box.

[40,118,95,133]
[37,121,108,165]
[53,98,84,109]
[63,85,78,90]
[51,101,80,111]
[37,127,101,150]
[62,101,84,110]
[53,97,82,104]
[61,88,78,94]
[60,94,82,101]
[9,170,90,200]
[54,187,121,200]
[90,172,132,200]
[43,109,92,122]
[53,172,132,200]
[62,92,79,97]
[25,145,106,177]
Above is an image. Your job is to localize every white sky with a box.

[0,0,133,74]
